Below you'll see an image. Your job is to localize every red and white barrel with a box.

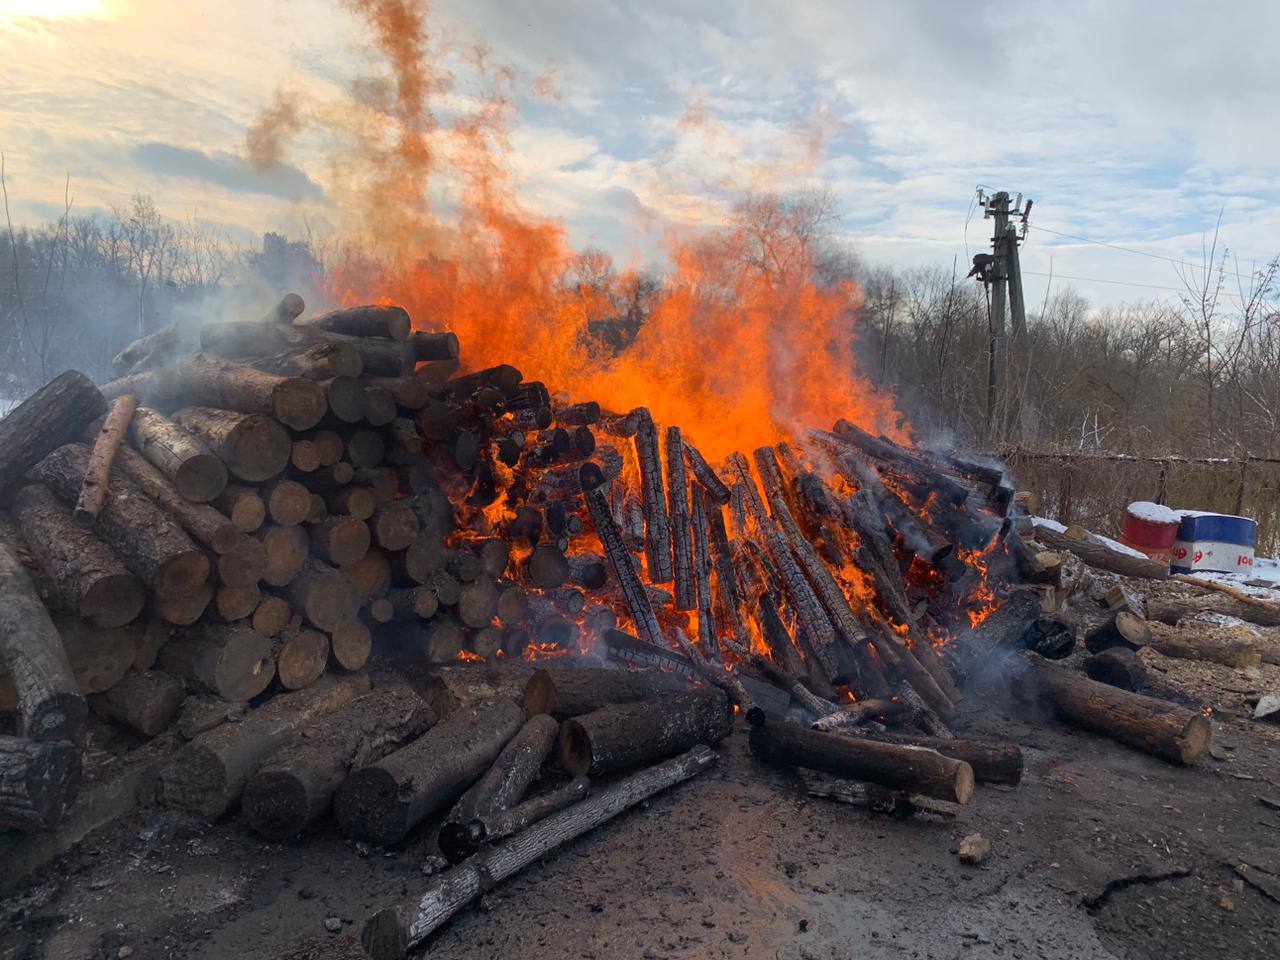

[1119,501,1180,564]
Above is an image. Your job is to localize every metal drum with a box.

[1170,511,1257,574]
[1119,501,1180,563]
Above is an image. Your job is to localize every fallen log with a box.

[11,484,145,628]
[749,719,974,804]
[1147,594,1280,629]
[798,769,959,820]
[839,729,1022,785]
[159,672,369,820]
[0,370,106,492]
[522,665,691,718]
[335,697,525,846]
[0,544,86,741]
[242,684,434,839]
[559,688,732,777]
[1016,655,1211,765]
[180,352,326,431]
[1145,622,1261,668]
[87,669,185,737]
[74,394,137,526]
[171,407,291,482]
[156,622,274,702]
[127,405,228,502]
[254,339,363,380]
[447,776,590,862]
[360,746,716,960]
[1032,523,1169,580]
[0,735,81,833]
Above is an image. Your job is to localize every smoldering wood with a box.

[0,735,82,833]
[0,370,106,493]
[633,408,674,583]
[111,321,185,375]
[128,404,228,502]
[690,487,720,659]
[200,318,326,358]
[100,368,183,405]
[156,622,274,702]
[798,769,959,820]
[361,747,716,960]
[74,394,137,526]
[11,484,145,629]
[172,407,291,482]
[159,672,370,821]
[683,440,731,504]
[665,426,696,610]
[335,697,525,846]
[87,669,185,737]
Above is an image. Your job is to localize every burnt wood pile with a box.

[0,295,1220,957]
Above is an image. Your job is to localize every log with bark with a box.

[335,697,525,846]
[1147,594,1280,629]
[293,305,414,341]
[750,719,975,804]
[1031,523,1170,580]
[361,746,716,960]
[558,688,732,777]
[1015,655,1211,765]
[74,393,137,526]
[838,729,1023,785]
[0,370,106,492]
[1145,621,1262,668]
[0,735,81,833]
[31,443,210,599]
[632,408,673,584]
[127,405,228,502]
[11,484,145,628]
[254,339,363,380]
[1083,648,1148,691]
[179,352,326,431]
[159,672,370,820]
[260,524,309,587]
[216,485,267,533]
[0,544,87,741]
[87,669,185,737]
[1084,611,1152,654]
[274,628,331,690]
[798,769,959,819]
[242,684,435,839]
[448,776,591,861]
[111,321,185,375]
[172,407,291,482]
[156,622,275,702]
[285,558,360,631]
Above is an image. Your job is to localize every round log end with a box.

[1178,714,1212,765]
[216,629,274,701]
[953,761,975,805]
[558,718,592,776]
[523,669,555,717]
[335,766,407,846]
[273,378,328,431]
[81,573,146,628]
[279,292,306,320]
[216,537,268,588]
[27,693,89,743]
[226,415,291,482]
[155,550,212,600]
[278,630,330,689]
[175,455,228,503]
[331,620,372,671]
[361,906,409,960]
[267,479,313,527]
[243,770,308,841]
[437,820,476,864]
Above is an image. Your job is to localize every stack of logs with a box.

[0,296,1220,957]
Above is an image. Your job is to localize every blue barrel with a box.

[1170,512,1257,574]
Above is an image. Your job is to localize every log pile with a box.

[0,293,1226,957]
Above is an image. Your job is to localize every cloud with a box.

[131,141,325,202]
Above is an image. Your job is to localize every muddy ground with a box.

[4,642,1279,960]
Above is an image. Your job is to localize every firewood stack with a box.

[0,294,1218,956]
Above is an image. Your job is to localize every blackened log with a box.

[684,440,730,504]
[128,405,228,502]
[705,497,748,650]
[522,665,690,718]
[87,669,184,737]
[346,429,386,469]
[665,426,696,610]
[31,444,209,599]
[458,578,500,629]
[437,365,522,402]
[159,672,369,820]
[11,484,145,628]
[172,407,291,482]
[243,684,434,839]
[0,370,106,492]
[450,776,590,861]
[526,543,570,589]
[957,587,1043,669]
[633,408,673,583]
[554,401,600,426]
[0,735,81,832]
[567,553,607,590]
[839,729,1023,785]
[362,748,715,959]
[74,394,137,526]
[157,622,274,701]
[335,697,524,845]
[295,305,413,341]
[179,352,326,431]
[750,720,974,804]
[559,688,732,776]
[402,329,460,361]
[0,545,86,740]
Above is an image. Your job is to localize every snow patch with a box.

[1126,501,1179,524]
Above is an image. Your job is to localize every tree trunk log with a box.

[111,445,245,556]
[1016,655,1211,765]
[308,516,371,567]
[1148,595,1280,629]
[690,487,720,659]
[261,478,312,527]
[335,697,525,846]
[1085,611,1152,653]
[522,667,693,722]
[111,321,184,375]
[633,408,673,583]
[75,394,137,526]
[151,581,215,626]
[157,622,274,701]
[180,352,326,431]
[100,369,182,404]
[127,405,227,502]
[0,370,106,492]
[11,484,145,628]
[159,672,370,820]
[665,426,696,610]
[750,719,974,804]
[361,747,715,959]
[370,501,419,552]
[274,629,330,690]
[172,407,291,482]
[252,596,292,637]
[329,619,372,671]
[0,735,81,832]
[254,340,363,380]
[87,669,185,736]
[294,305,414,341]
[559,688,732,777]
[216,485,266,533]
[450,776,590,862]
[683,440,730,503]
[210,582,261,622]
[1145,622,1262,668]
[285,558,360,631]
[838,729,1022,784]
[1032,523,1169,580]
[259,524,309,587]
[242,684,434,840]
[0,544,87,740]
[1083,648,1148,691]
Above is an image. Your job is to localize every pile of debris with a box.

[0,296,1225,957]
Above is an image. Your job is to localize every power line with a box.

[1020,270,1184,293]
[1030,222,1263,285]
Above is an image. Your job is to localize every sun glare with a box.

[0,0,107,19]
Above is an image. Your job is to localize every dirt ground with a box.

[3,644,1279,960]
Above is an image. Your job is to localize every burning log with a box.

[180,352,326,431]
[11,485,145,629]
[294,305,414,342]
[32,444,209,599]
[74,394,137,526]
[690,488,720,658]
[335,697,525,846]
[665,426,696,610]
[683,440,730,504]
[554,400,600,426]
[217,485,267,533]
[0,544,87,741]
[87,669,185,737]
[1084,611,1151,654]
[633,408,673,583]
[1016,655,1211,765]
[705,502,748,651]
[749,719,974,804]
[172,407,291,482]
[0,735,81,833]
[558,688,732,776]
[959,588,1043,669]
[159,672,369,820]
[0,370,106,492]
[128,405,228,503]
[361,746,716,960]
[242,684,434,840]
[156,622,274,702]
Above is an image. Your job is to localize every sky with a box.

[1,0,1278,309]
